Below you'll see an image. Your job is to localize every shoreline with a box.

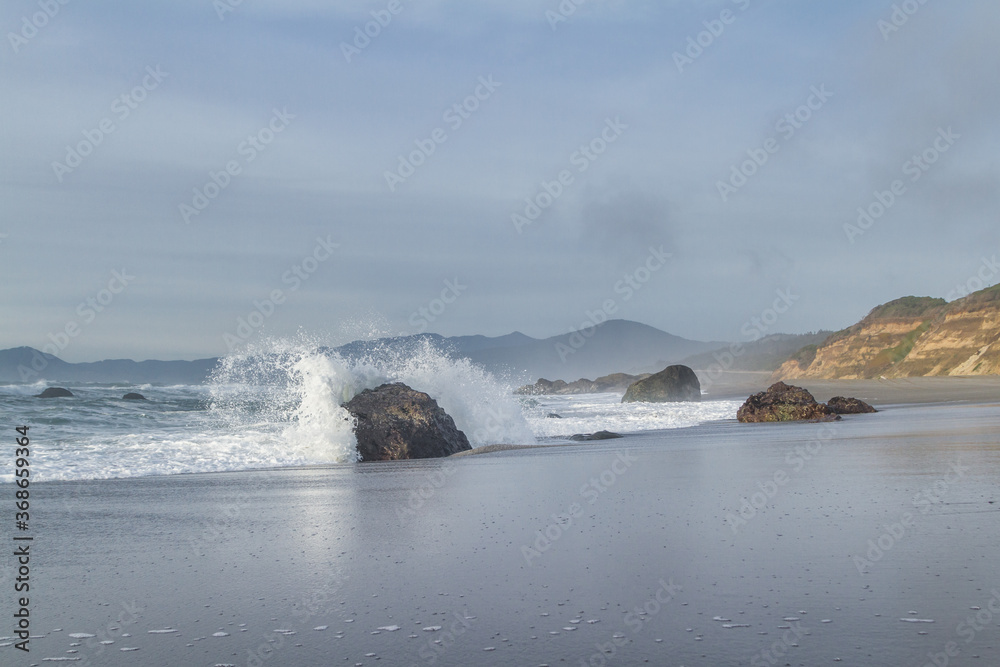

[21,375,1000,480]
[13,376,999,484]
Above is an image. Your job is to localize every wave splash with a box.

[209,335,535,463]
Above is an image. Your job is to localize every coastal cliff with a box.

[773,286,1000,380]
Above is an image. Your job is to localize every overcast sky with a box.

[1,0,997,361]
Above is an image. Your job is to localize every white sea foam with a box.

[0,335,737,481]
[210,335,535,458]
[524,393,741,439]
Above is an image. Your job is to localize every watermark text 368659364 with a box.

[13,425,33,653]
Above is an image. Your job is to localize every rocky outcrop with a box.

[737,382,839,423]
[36,387,73,398]
[569,430,623,441]
[515,372,650,396]
[827,396,877,414]
[773,287,1000,380]
[122,392,147,400]
[342,383,471,461]
[621,365,701,403]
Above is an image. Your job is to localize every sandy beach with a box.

[7,379,1000,666]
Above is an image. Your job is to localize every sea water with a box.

[0,339,739,482]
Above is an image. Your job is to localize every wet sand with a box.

[7,392,1000,666]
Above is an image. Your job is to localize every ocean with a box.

[0,340,741,482]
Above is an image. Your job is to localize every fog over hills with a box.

[2,320,731,385]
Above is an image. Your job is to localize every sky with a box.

[1,0,998,361]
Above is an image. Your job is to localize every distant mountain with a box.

[0,347,219,385]
[333,320,724,382]
[10,287,995,386]
[680,332,833,373]
[772,286,1000,380]
[448,332,537,353]
[0,347,75,383]
[0,320,725,385]
[455,320,725,381]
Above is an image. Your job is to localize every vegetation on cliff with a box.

[773,286,1000,379]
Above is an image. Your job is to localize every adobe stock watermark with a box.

[544,0,587,31]
[213,0,245,21]
[878,0,933,41]
[556,245,671,363]
[700,287,799,392]
[17,269,135,382]
[7,0,71,54]
[408,278,467,333]
[394,405,510,521]
[946,254,999,301]
[920,589,1000,667]
[844,126,959,244]
[187,471,279,556]
[68,600,144,667]
[244,577,347,667]
[511,116,628,234]
[853,459,968,574]
[340,0,405,62]
[51,66,169,183]
[223,235,339,351]
[395,461,458,521]
[470,405,512,445]
[726,420,837,534]
[522,451,637,565]
[384,75,501,192]
[673,0,751,73]
[581,578,682,666]
[717,85,833,202]
[415,608,477,665]
[179,107,295,224]
[911,460,969,515]
[748,620,809,666]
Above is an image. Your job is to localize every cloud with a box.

[0,0,997,358]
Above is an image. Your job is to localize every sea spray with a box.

[2,345,741,481]
[285,351,360,462]
[208,334,535,461]
[358,338,535,447]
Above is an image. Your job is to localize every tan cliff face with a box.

[773,288,1000,380]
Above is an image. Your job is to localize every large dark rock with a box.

[36,387,74,398]
[342,383,471,461]
[827,396,877,414]
[621,365,701,403]
[737,382,838,423]
[122,392,147,401]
